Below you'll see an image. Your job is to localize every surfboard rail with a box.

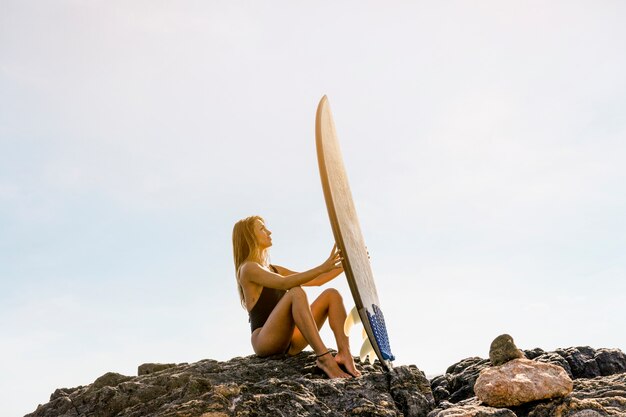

[315,95,394,370]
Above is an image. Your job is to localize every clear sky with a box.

[2,1,626,415]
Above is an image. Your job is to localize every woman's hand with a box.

[320,244,343,273]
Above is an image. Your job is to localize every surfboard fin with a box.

[343,306,361,337]
[360,337,374,364]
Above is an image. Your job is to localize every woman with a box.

[233,215,361,379]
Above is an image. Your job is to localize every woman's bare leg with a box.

[251,287,351,378]
[288,288,361,377]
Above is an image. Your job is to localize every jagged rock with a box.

[92,372,133,389]
[595,349,626,375]
[26,352,435,417]
[49,387,82,402]
[554,347,626,379]
[27,346,626,417]
[474,358,573,407]
[430,347,626,407]
[389,365,436,416]
[430,375,451,404]
[431,357,490,403]
[427,397,516,417]
[526,372,626,416]
[489,335,525,366]
[430,371,626,416]
[532,352,574,378]
[522,348,546,360]
[138,363,180,376]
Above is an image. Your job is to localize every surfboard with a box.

[315,95,395,371]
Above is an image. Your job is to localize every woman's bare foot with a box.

[334,351,362,377]
[316,351,352,379]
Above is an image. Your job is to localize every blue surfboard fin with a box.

[366,304,395,362]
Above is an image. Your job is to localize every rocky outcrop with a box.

[430,357,490,404]
[430,346,626,405]
[26,352,435,417]
[26,346,626,417]
[525,347,626,379]
[474,358,573,407]
[429,346,626,417]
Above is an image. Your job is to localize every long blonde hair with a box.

[232,215,269,308]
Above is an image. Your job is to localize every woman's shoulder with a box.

[238,261,267,280]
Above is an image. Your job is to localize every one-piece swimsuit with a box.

[248,265,286,333]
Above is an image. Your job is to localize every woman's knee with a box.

[288,286,307,301]
[321,288,343,302]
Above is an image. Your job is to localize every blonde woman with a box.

[233,215,361,379]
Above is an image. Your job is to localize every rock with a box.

[556,346,602,378]
[26,352,435,417]
[430,375,451,404]
[27,345,626,416]
[389,365,436,417]
[430,371,626,416]
[432,346,626,409]
[568,412,605,417]
[594,348,626,376]
[522,348,546,360]
[92,372,132,389]
[427,397,517,417]
[533,352,574,378]
[489,335,525,366]
[553,347,626,379]
[526,372,626,417]
[431,357,491,403]
[138,362,179,375]
[49,387,82,401]
[474,358,573,407]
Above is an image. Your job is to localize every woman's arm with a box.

[241,245,342,290]
[306,267,344,286]
[273,264,343,287]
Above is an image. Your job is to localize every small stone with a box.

[475,358,573,407]
[138,362,178,375]
[92,372,131,389]
[489,334,525,366]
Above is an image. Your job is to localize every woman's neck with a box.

[247,250,268,267]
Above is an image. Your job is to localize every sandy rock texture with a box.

[474,358,573,407]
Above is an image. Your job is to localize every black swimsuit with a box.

[248,265,286,333]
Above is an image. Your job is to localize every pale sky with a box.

[2,1,626,416]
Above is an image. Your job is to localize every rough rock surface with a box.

[474,358,573,407]
[489,335,525,367]
[523,372,626,417]
[429,347,626,417]
[554,347,626,379]
[26,351,435,417]
[26,346,626,417]
[427,398,517,417]
[430,357,491,404]
[430,346,626,405]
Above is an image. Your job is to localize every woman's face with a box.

[253,219,272,249]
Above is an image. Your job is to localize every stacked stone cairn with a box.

[474,334,574,407]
